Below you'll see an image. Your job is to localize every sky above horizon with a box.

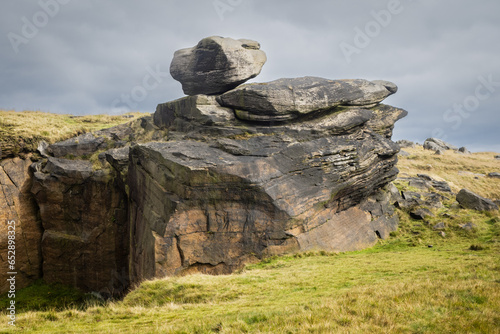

[1,0,499,152]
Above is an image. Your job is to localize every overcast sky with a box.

[1,0,499,152]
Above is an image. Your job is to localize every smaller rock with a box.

[435,149,443,155]
[410,208,435,220]
[396,140,415,148]
[105,147,131,171]
[431,181,452,193]
[488,172,500,179]
[398,150,410,157]
[439,231,446,238]
[387,183,403,203]
[402,191,422,201]
[458,147,471,154]
[43,157,93,180]
[424,193,444,209]
[417,174,434,181]
[441,213,456,219]
[423,138,458,151]
[495,155,500,160]
[37,140,50,158]
[408,178,431,190]
[432,222,446,230]
[456,189,499,211]
[48,133,107,158]
[459,222,476,231]
[458,171,485,177]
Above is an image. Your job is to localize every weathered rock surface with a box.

[396,140,415,148]
[0,156,42,294]
[456,189,498,212]
[31,157,129,296]
[0,37,411,295]
[170,36,267,96]
[216,77,397,122]
[128,127,401,280]
[458,147,471,154]
[423,138,458,152]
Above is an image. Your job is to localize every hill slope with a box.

[0,113,499,333]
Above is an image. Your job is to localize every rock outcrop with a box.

[0,36,408,295]
[170,36,267,96]
[31,157,130,296]
[0,156,42,293]
[216,77,396,122]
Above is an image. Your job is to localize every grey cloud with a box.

[1,0,499,151]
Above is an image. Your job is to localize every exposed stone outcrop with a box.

[216,77,396,122]
[31,157,129,296]
[170,36,267,96]
[0,36,409,295]
[0,156,42,293]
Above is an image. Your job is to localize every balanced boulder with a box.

[170,36,267,96]
[216,77,396,122]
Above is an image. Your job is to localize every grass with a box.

[0,125,499,332]
[0,110,148,157]
[0,232,498,333]
[1,200,498,333]
[397,146,500,199]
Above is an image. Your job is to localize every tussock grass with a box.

[0,132,499,332]
[397,146,500,199]
[1,224,498,333]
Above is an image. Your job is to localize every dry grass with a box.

[397,146,500,200]
[0,110,148,156]
[1,239,498,333]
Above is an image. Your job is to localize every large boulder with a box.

[216,77,396,122]
[170,36,267,96]
[4,36,409,294]
[128,86,407,281]
[128,132,401,280]
[456,189,498,212]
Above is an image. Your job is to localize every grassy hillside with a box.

[0,114,499,333]
[397,146,500,200]
[0,110,148,157]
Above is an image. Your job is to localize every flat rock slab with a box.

[217,77,396,122]
[456,188,498,211]
[170,36,267,96]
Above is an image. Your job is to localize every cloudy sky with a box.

[1,0,499,152]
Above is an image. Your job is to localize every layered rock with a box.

[30,157,130,296]
[0,156,42,293]
[0,37,409,295]
[216,77,396,122]
[133,77,406,281]
[170,36,267,96]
